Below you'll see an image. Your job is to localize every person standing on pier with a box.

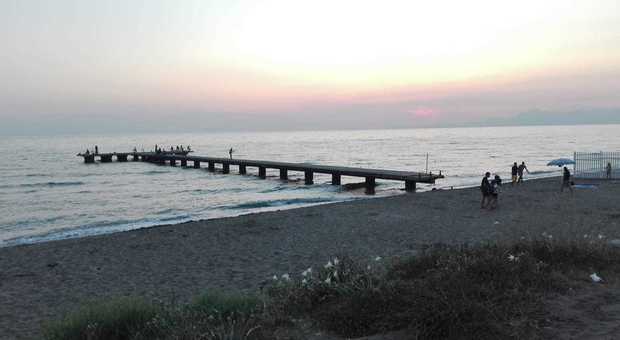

[229,148,234,159]
[607,162,612,179]
[95,145,99,155]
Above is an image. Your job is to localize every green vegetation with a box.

[43,240,620,340]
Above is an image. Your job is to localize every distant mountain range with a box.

[477,108,620,127]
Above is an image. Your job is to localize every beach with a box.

[1,177,620,339]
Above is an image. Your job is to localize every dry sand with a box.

[1,177,620,339]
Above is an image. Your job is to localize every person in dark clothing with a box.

[95,145,99,155]
[561,167,573,193]
[480,172,492,209]
[229,148,234,159]
[511,162,518,186]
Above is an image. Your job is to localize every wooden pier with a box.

[78,151,443,194]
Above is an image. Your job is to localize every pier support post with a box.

[305,170,314,185]
[405,180,416,192]
[170,159,176,166]
[193,160,200,168]
[208,162,215,172]
[159,158,165,165]
[132,154,139,161]
[181,159,187,167]
[84,154,95,163]
[331,173,341,185]
[365,177,376,195]
[239,165,247,174]
[117,154,128,162]
[223,163,230,174]
[100,155,112,163]
[259,167,266,179]
[279,168,288,180]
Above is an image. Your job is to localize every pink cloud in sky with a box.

[410,107,439,119]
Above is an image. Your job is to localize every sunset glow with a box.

[2,0,620,133]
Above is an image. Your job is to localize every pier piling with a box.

[279,168,288,180]
[223,163,230,174]
[259,167,266,179]
[193,160,200,168]
[331,173,341,185]
[305,170,314,185]
[239,165,247,174]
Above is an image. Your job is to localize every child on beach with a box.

[488,175,502,209]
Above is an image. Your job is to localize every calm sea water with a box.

[2,125,619,247]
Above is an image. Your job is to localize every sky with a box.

[1,0,620,135]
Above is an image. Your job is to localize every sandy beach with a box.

[1,177,620,339]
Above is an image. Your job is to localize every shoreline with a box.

[1,174,561,249]
[2,176,619,338]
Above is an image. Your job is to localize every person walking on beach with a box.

[488,175,502,209]
[229,148,234,159]
[607,162,612,179]
[480,172,492,209]
[511,162,518,186]
[517,162,529,184]
[561,167,573,193]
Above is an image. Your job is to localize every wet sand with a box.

[1,177,620,339]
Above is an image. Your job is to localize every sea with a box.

[2,124,620,247]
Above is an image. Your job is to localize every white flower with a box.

[324,277,331,284]
[598,234,605,239]
[507,254,518,262]
[375,256,382,262]
[494,221,500,225]
[584,234,589,238]
[333,257,339,265]
[282,273,290,281]
[272,275,278,281]
[301,267,312,277]
[302,278,307,284]
[333,270,338,278]
[324,261,334,269]
[590,273,603,283]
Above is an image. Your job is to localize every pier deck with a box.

[78,151,443,194]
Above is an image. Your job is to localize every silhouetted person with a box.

[229,148,234,159]
[511,162,518,186]
[561,167,573,193]
[95,145,99,155]
[480,172,492,209]
[187,145,191,151]
[607,162,612,179]
[489,175,502,209]
[85,149,90,155]
[517,162,529,183]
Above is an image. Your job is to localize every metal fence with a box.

[574,152,620,179]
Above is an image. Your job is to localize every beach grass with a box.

[42,239,620,340]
